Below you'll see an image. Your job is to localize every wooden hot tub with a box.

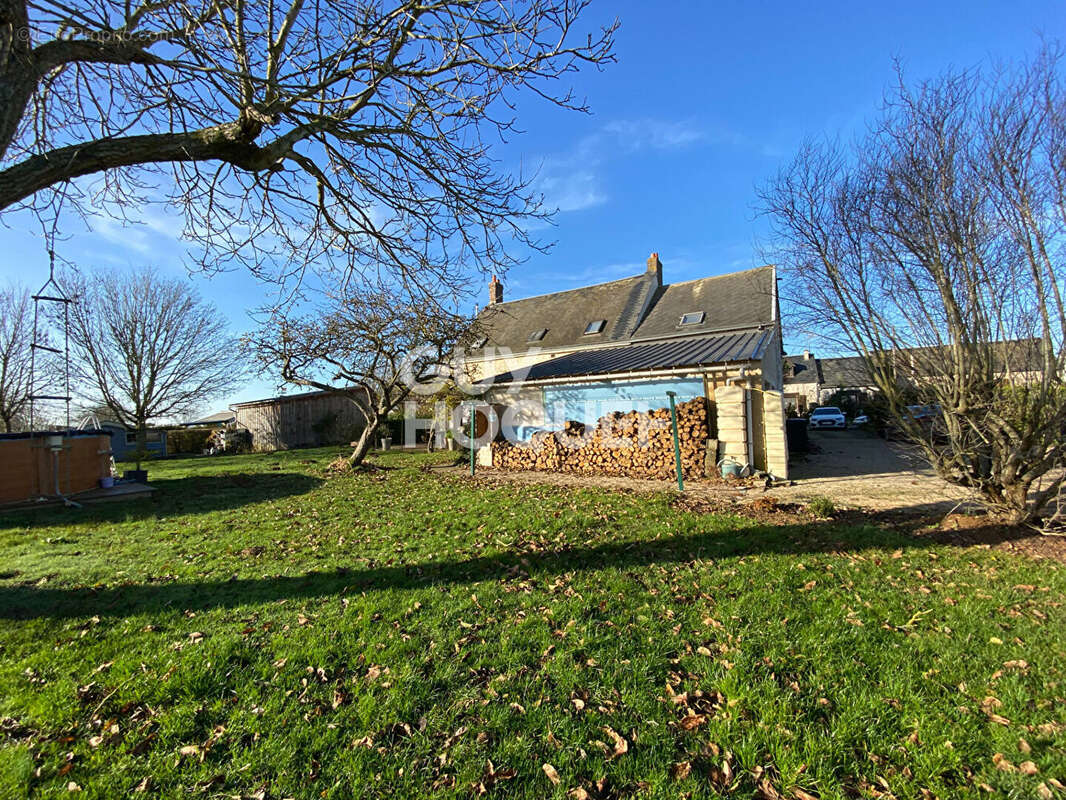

[0,431,113,504]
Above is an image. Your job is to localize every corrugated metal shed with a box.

[487,327,773,384]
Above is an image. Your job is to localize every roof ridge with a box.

[481,273,644,309]
[658,264,774,289]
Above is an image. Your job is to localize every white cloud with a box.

[601,119,707,151]
[530,118,715,215]
[87,207,185,258]
[534,168,607,213]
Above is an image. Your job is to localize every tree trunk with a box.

[347,417,377,467]
[135,425,147,471]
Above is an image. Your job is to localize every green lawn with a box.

[0,449,1064,799]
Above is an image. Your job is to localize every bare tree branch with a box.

[760,46,1066,525]
[0,283,35,431]
[60,265,246,466]
[246,281,475,465]
[1,0,617,295]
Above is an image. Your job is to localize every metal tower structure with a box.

[28,250,73,431]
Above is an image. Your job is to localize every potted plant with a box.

[123,435,150,483]
[377,423,393,451]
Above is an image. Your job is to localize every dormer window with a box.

[528,328,548,342]
[583,319,606,335]
[679,311,705,326]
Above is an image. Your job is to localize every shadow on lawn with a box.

[0,472,324,529]
[0,515,1027,620]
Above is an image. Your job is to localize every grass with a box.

[0,448,1064,799]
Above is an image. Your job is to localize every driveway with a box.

[769,428,975,514]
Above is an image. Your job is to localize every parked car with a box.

[809,406,846,429]
[851,411,869,427]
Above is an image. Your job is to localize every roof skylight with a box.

[583,319,606,335]
[679,311,705,326]
[528,328,548,342]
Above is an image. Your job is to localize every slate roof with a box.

[819,356,872,387]
[472,264,775,355]
[783,355,822,385]
[487,329,774,384]
[630,268,776,340]
[474,274,656,353]
[786,340,1043,390]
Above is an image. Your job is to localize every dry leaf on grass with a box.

[542,763,561,785]
[602,726,628,759]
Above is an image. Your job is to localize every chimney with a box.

[488,274,503,305]
[646,252,662,286]
[803,349,812,361]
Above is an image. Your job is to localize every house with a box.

[463,254,789,478]
[98,421,168,460]
[784,352,875,410]
[230,389,370,452]
[180,410,236,427]
[784,339,1043,410]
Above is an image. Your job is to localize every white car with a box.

[809,406,846,429]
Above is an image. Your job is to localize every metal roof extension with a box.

[487,327,773,385]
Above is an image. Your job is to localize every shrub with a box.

[807,496,836,518]
[165,427,214,454]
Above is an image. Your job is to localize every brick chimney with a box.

[488,274,503,305]
[646,252,662,286]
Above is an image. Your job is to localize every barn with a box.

[231,389,370,452]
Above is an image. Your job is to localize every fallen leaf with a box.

[679,714,707,731]
[603,726,628,759]
[542,763,561,785]
[1019,761,1039,776]
[992,753,1014,772]
[672,761,692,780]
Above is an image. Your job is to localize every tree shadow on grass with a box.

[0,472,324,529]
[0,515,1029,621]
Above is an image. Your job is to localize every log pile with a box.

[491,397,710,480]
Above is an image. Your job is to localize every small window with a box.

[583,319,606,335]
[679,311,705,326]
[528,328,548,342]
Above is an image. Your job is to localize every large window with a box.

[543,378,705,425]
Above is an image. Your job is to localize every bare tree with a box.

[1,0,616,296]
[248,284,472,465]
[0,284,34,431]
[760,48,1066,525]
[62,266,245,467]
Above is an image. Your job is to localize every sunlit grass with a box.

[0,448,1063,798]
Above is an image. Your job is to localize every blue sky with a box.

[0,0,1060,409]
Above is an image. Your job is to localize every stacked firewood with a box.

[491,397,710,479]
